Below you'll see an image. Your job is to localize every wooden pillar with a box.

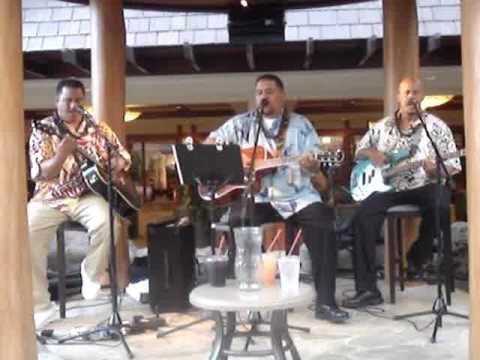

[0,1,37,359]
[382,0,420,291]
[461,1,480,358]
[90,0,130,289]
[382,0,420,116]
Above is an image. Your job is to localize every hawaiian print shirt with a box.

[29,115,131,212]
[355,113,461,192]
[208,111,322,219]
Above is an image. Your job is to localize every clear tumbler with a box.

[233,226,263,291]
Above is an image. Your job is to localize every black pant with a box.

[230,201,338,306]
[352,183,452,292]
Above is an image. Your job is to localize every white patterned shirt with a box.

[355,113,461,192]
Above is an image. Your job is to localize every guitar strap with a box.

[271,110,290,152]
[51,111,88,166]
[393,110,422,159]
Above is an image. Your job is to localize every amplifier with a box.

[147,221,195,314]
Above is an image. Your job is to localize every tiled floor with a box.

[37,277,470,360]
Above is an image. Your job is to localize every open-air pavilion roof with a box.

[61,0,370,12]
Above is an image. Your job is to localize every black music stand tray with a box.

[157,144,244,339]
[173,143,244,195]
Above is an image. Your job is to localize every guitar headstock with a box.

[317,149,345,167]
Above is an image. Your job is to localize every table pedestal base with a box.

[209,310,301,360]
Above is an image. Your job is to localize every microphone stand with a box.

[394,105,468,343]
[57,110,134,358]
[239,104,265,227]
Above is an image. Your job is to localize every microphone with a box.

[256,98,269,116]
[408,97,426,124]
[72,105,85,114]
[408,97,422,111]
[73,106,98,129]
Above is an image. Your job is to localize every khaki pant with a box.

[28,194,120,312]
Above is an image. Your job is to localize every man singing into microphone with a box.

[343,77,461,309]
[28,78,131,326]
[206,74,349,322]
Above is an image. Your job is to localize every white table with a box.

[189,281,315,360]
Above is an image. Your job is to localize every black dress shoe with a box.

[342,290,383,309]
[406,259,426,281]
[407,267,424,281]
[315,304,350,323]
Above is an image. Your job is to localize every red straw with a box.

[266,228,283,252]
[216,234,226,255]
[287,228,303,256]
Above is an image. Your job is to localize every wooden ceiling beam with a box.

[126,46,150,74]
[24,68,46,79]
[61,49,90,76]
[357,35,378,67]
[304,37,315,69]
[421,33,442,61]
[246,43,255,71]
[183,43,201,72]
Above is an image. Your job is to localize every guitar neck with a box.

[256,155,301,170]
[255,152,343,172]
[384,150,464,179]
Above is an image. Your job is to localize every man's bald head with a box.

[397,77,424,116]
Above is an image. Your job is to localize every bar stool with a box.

[384,204,421,304]
[56,220,89,318]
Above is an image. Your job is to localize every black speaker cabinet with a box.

[228,5,285,44]
[147,221,195,313]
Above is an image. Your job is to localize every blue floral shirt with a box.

[208,111,322,218]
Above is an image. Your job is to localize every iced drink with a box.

[205,254,228,287]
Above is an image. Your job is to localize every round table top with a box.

[189,280,315,312]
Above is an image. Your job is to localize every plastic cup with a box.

[205,254,229,287]
[262,253,277,287]
[277,255,300,295]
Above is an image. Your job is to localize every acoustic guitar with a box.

[198,145,345,205]
[33,119,142,218]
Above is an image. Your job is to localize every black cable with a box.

[65,300,111,312]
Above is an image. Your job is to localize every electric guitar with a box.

[350,149,465,202]
[33,119,142,218]
[198,146,345,205]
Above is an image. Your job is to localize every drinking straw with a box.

[216,234,226,255]
[287,228,303,256]
[266,228,283,252]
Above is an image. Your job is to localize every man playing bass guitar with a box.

[343,78,462,309]
[28,78,132,325]
[206,74,349,323]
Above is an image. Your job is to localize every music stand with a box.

[173,143,244,249]
[173,143,244,189]
[156,144,244,339]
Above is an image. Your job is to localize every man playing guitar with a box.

[343,78,462,309]
[206,74,349,323]
[28,78,132,326]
